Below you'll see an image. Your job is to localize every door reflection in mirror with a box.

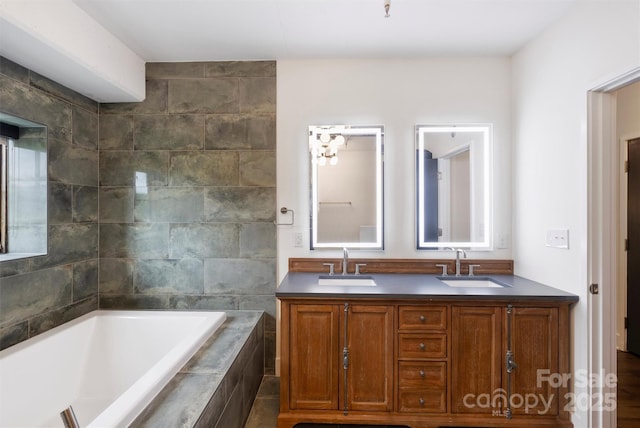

[309,125,384,249]
[416,124,491,249]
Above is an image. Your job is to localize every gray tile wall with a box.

[0,57,100,350]
[99,62,277,373]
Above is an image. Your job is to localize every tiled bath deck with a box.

[132,310,265,428]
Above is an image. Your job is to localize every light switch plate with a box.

[546,229,569,249]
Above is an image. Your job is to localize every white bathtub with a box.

[0,310,226,428]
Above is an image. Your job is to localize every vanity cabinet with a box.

[279,299,573,428]
[284,302,393,413]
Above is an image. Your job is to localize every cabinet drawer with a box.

[398,390,446,413]
[398,362,446,388]
[398,306,447,330]
[398,334,447,359]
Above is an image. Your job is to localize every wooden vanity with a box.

[276,259,578,428]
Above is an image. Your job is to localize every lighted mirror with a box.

[0,113,48,260]
[309,125,384,249]
[416,124,491,249]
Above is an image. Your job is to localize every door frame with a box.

[588,66,640,428]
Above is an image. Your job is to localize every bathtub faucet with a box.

[60,406,80,428]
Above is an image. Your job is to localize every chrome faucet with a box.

[342,247,349,275]
[453,248,466,276]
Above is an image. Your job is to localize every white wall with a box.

[511,1,640,426]
[276,58,512,279]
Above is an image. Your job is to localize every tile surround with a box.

[1,57,277,374]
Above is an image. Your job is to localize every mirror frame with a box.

[416,124,492,249]
[309,125,384,249]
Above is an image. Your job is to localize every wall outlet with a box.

[294,232,304,248]
[497,233,509,249]
[546,228,569,249]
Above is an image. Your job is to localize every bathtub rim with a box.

[0,309,228,428]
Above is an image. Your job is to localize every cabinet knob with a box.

[419,315,426,322]
[419,397,425,406]
[419,342,426,350]
[419,370,425,377]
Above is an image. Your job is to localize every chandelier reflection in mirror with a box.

[309,125,384,249]
[309,128,346,166]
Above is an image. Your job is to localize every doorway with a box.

[626,137,640,357]
[589,72,640,428]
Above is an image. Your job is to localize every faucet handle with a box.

[435,264,448,276]
[355,263,367,275]
[323,263,335,275]
[468,264,481,276]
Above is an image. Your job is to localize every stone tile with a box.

[72,106,98,149]
[0,74,72,142]
[99,187,135,223]
[100,223,170,258]
[99,258,134,295]
[100,79,167,114]
[215,378,244,428]
[239,295,276,330]
[73,259,98,301]
[193,382,227,428]
[134,259,204,294]
[30,224,99,270]
[239,151,276,186]
[99,115,133,150]
[167,295,237,311]
[99,294,172,310]
[0,56,29,83]
[0,258,30,278]
[169,151,238,186]
[256,375,280,398]
[205,114,275,150]
[168,79,238,114]
[146,62,206,78]
[135,187,204,223]
[264,331,276,374]
[0,321,29,352]
[206,61,276,78]
[169,224,238,258]
[204,259,275,295]
[100,151,168,186]
[239,77,276,114]
[134,114,204,150]
[30,71,98,114]
[29,296,98,337]
[131,373,221,428]
[48,182,73,225]
[204,187,275,222]
[48,139,99,186]
[239,223,276,258]
[0,266,72,326]
[73,186,98,223]
[244,397,279,428]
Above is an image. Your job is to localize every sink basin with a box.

[438,277,506,288]
[318,275,377,286]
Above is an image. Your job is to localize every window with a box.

[0,114,47,260]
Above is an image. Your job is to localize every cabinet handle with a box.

[419,370,425,378]
[419,397,425,406]
[419,342,426,350]
[419,315,426,322]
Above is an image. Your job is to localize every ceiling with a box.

[74,0,578,60]
[0,0,578,101]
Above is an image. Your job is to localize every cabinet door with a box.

[507,306,559,416]
[289,304,340,410]
[451,306,502,414]
[343,304,394,412]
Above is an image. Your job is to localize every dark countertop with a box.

[276,272,579,302]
